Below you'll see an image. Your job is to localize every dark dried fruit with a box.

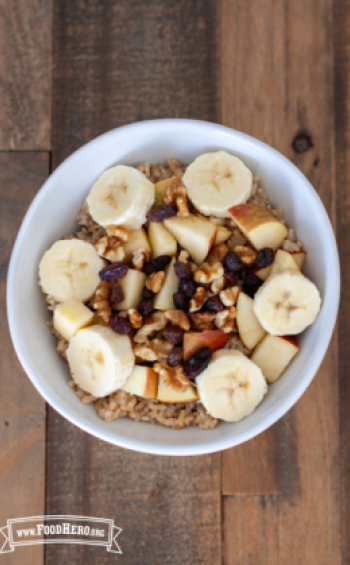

[137,299,154,316]
[168,347,183,367]
[179,278,196,298]
[174,261,193,279]
[143,261,156,275]
[223,268,236,284]
[204,295,224,312]
[224,252,244,272]
[111,280,124,303]
[184,346,212,378]
[111,314,132,335]
[242,272,263,298]
[162,324,184,345]
[254,248,274,269]
[146,205,178,222]
[173,291,190,312]
[142,287,154,300]
[99,262,128,281]
[152,255,171,271]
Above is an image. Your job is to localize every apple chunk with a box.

[121,365,158,398]
[214,225,231,245]
[183,330,231,361]
[291,251,306,270]
[270,249,300,275]
[251,265,271,281]
[164,214,216,264]
[153,257,178,310]
[236,292,266,350]
[157,375,199,403]
[251,334,299,383]
[229,204,289,250]
[148,221,177,258]
[154,175,183,205]
[113,269,147,310]
[122,228,151,262]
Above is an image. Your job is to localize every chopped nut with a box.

[134,342,158,361]
[176,195,190,217]
[207,244,229,265]
[194,261,224,284]
[189,311,216,330]
[136,162,151,179]
[165,310,190,330]
[126,309,143,329]
[211,276,226,295]
[189,287,212,313]
[164,182,190,218]
[106,225,130,242]
[233,245,257,265]
[134,312,167,343]
[146,271,165,293]
[220,286,241,307]
[151,339,173,363]
[132,249,151,271]
[227,229,248,249]
[154,363,190,392]
[215,307,236,333]
[167,158,183,174]
[95,236,125,262]
[178,250,189,263]
[93,280,111,325]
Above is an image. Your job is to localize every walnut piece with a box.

[132,249,151,271]
[227,228,248,248]
[215,307,236,333]
[207,244,229,265]
[164,182,190,218]
[106,225,130,242]
[154,363,190,392]
[121,309,143,329]
[134,312,167,343]
[165,310,190,330]
[95,236,125,262]
[211,276,226,295]
[233,245,257,265]
[146,271,165,293]
[178,250,189,263]
[189,311,216,330]
[93,280,111,325]
[176,195,190,217]
[134,342,158,361]
[220,286,241,307]
[194,261,224,284]
[189,287,212,313]
[151,339,173,363]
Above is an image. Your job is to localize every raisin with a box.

[162,324,184,345]
[254,248,274,269]
[111,280,124,303]
[204,295,224,312]
[179,278,196,298]
[142,287,154,300]
[99,262,128,281]
[174,261,193,279]
[168,347,183,367]
[224,252,244,272]
[137,299,154,316]
[143,261,156,275]
[242,272,263,298]
[184,346,212,378]
[111,314,132,335]
[152,255,171,271]
[173,291,190,312]
[223,268,236,284]
[146,205,178,222]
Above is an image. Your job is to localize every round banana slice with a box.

[67,326,135,397]
[39,239,104,303]
[182,151,252,218]
[253,270,321,336]
[196,350,267,422]
[87,165,154,229]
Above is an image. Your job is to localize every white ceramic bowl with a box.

[7,119,340,456]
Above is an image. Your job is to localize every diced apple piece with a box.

[157,375,199,403]
[122,228,151,262]
[114,269,147,310]
[164,214,217,264]
[291,251,306,270]
[53,298,94,341]
[251,334,299,383]
[229,204,289,250]
[148,221,177,258]
[153,257,178,310]
[121,365,158,398]
[214,225,231,246]
[183,330,231,361]
[236,292,266,350]
[270,249,300,276]
[251,265,271,281]
[154,175,183,206]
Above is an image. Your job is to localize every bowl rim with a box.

[7,118,340,456]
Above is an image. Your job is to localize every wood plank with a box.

[47,1,221,564]
[0,153,48,565]
[221,0,340,562]
[0,1,52,149]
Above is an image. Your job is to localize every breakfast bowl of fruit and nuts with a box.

[7,120,339,455]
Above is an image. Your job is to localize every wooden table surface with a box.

[0,1,346,563]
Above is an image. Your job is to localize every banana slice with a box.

[39,240,104,303]
[253,270,321,335]
[87,165,154,229]
[67,325,134,397]
[182,151,252,217]
[196,350,267,422]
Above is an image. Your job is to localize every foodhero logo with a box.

[0,516,122,554]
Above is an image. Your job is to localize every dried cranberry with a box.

[162,324,184,345]
[152,255,171,271]
[143,261,156,275]
[111,314,132,335]
[224,252,244,272]
[142,287,154,300]
[168,347,183,367]
[204,295,224,312]
[254,248,274,269]
[174,261,193,279]
[137,299,153,316]
[146,205,178,222]
[99,262,128,281]
[173,292,190,312]
[184,346,212,378]
[242,272,263,298]
[223,268,236,283]
[179,278,196,298]
[111,280,124,303]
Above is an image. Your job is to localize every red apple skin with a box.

[144,368,158,398]
[184,330,230,361]
[280,336,299,348]
[229,204,277,232]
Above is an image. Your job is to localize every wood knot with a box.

[292,133,314,153]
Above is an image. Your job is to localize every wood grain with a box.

[0,153,48,565]
[221,0,340,562]
[47,1,221,564]
[0,0,52,149]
